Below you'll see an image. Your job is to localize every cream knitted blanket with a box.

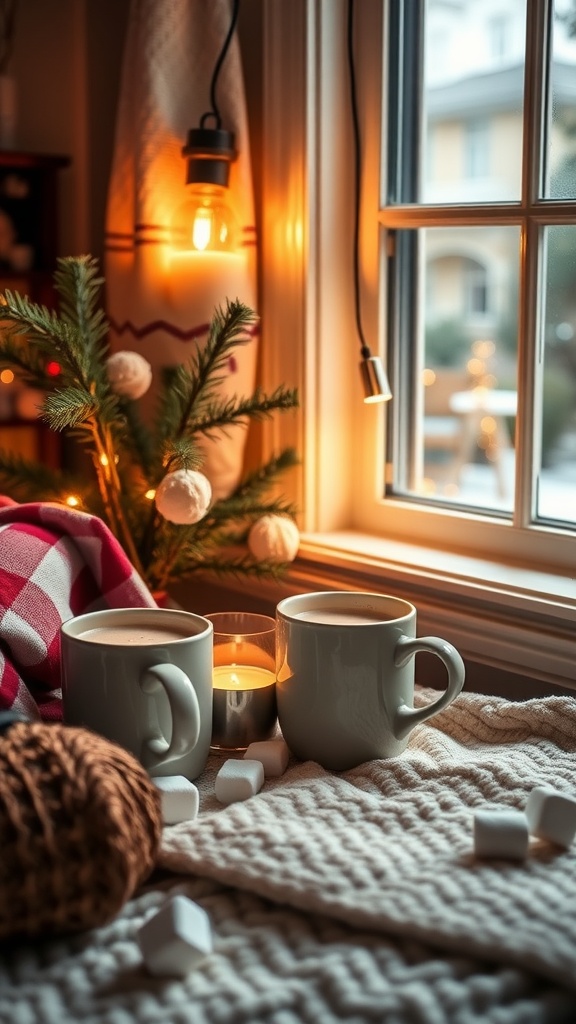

[160,690,576,993]
[2,690,576,1024]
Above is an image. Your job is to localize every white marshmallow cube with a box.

[244,738,290,777]
[215,758,265,804]
[525,786,576,848]
[138,895,213,978]
[473,809,529,860]
[153,775,199,825]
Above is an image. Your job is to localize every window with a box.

[383,0,576,539]
[261,0,576,688]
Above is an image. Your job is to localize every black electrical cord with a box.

[200,0,241,130]
[347,0,372,361]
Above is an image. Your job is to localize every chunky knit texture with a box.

[160,690,576,993]
[1,691,576,1024]
[0,722,162,938]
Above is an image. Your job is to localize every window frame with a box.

[259,0,576,689]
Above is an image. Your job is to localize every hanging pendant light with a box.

[171,0,240,256]
[348,0,392,403]
[172,127,238,253]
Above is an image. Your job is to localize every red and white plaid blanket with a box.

[0,498,156,720]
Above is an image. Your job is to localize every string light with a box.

[65,495,80,508]
[144,489,156,500]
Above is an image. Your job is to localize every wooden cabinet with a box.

[0,152,70,468]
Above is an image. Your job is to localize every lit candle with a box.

[213,665,276,691]
[210,662,277,752]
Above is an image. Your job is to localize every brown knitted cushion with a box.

[0,721,163,938]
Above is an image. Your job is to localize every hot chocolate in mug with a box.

[276,591,465,771]
[61,607,213,780]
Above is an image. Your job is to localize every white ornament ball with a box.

[248,515,300,563]
[155,469,212,525]
[106,351,152,400]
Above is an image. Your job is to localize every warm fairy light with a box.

[46,361,61,376]
[65,495,80,507]
[99,453,119,466]
[467,357,486,377]
[145,488,156,500]
[0,369,14,384]
[471,340,495,359]
[422,368,436,386]
[480,416,497,434]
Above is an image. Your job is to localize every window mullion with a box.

[514,0,551,529]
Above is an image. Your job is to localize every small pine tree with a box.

[0,255,299,592]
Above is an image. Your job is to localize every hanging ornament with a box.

[248,514,300,563]
[155,469,212,525]
[106,351,152,400]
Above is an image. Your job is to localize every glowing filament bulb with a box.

[192,208,213,251]
[66,495,79,507]
[145,488,156,500]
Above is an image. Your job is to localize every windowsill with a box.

[300,531,576,619]
[233,531,575,691]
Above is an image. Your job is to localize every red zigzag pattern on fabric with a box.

[107,317,260,344]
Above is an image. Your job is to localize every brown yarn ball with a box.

[0,721,163,939]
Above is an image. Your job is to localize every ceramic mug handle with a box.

[140,663,201,766]
[392,635,465,741]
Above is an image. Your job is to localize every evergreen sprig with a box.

[0,255,299,591]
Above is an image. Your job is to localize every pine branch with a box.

[0,290,93,383]
[0,260,299,592]
[233,448,300,499]
[155,299,258,443]
[41,387,98,431]
[162,435,205,474]
[191,386,299,440]
[53,255,108,362]
[0,336,55,390]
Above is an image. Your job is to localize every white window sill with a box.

[265,532,576,691]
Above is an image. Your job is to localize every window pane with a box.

[395,226,520,513]
[537,225,576,523]
[423,0,526,204]
[544,1,576,199]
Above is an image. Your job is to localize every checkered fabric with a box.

[0,498,155,721]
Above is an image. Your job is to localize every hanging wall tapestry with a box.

[105,0,257,500]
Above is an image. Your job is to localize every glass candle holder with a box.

[205,612,277,752]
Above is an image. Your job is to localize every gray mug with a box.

[60,607,213,780]
[276,591,465,771]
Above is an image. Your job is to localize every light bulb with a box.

[171,126,239,255]
[171,184,238,254]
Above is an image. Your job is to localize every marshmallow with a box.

[473,809,529,860]
[215,758,265,804]
[244,738,290,777]
[153,775,199,825]
[138,895,213,977]
[525,786,576,848]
